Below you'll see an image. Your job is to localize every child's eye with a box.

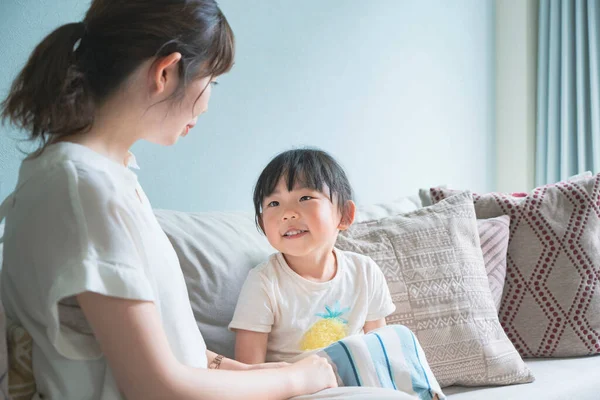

[210,80,219,87]
[299,196,312,201]
[267,201,279,207]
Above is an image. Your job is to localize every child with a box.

[230,149,396,364]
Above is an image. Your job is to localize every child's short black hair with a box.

[253,148,354,231]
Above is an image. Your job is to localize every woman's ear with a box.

[338,200,356,231]
[150,52,182,96]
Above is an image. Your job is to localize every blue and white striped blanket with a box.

[317,325,445,400]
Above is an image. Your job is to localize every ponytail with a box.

[1,22,94,146]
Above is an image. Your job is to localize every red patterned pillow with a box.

[430,174,600,358]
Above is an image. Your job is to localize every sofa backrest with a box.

[154,198,422,357]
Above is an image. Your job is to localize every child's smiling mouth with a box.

[283,229,309,238]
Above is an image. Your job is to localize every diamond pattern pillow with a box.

[336,192,533,387]
[430,173,600,357]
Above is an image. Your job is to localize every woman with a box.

[0,1,337,399]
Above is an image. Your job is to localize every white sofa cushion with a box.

[292,386,417,399]
[445,355,600,399]
[155,210,274,358]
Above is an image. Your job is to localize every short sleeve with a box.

[40,163,154,360]
[228,267,274,333]
[366,258,396,321]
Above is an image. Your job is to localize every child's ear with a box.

[338,200,356,231]
[258,214,266,233]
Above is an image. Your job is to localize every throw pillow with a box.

[477,216,510,311]
[336,192,533,387]
[430,173,600,357]
[7,321,35,400]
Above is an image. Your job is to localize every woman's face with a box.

[144,74,216,146]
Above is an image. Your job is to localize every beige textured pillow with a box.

[6,321,35,400]
[336,192,533,387]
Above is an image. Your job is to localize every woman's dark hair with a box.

[253,148,354,232]
[1,0,234,149]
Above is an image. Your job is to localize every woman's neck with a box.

[55,97,142,166]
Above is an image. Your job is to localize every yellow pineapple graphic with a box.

[301,301,351,351]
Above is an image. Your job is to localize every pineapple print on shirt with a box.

[300,301,351,351]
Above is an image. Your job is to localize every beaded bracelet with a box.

[209,354,224,369]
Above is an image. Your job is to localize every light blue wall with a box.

[0,0,90,200]
[0,0,495,212]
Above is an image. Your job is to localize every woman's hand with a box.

[286,355,338,395]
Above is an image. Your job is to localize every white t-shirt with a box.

[229,248,395,362]
[0,142,207,400]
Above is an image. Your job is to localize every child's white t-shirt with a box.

[0,142,207,400]
[229,248,395,362]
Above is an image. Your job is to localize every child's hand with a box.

[286,355,338,395]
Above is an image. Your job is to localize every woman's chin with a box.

[145,133,183,146]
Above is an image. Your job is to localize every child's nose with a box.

[282,208,299,221]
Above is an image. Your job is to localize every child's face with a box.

[260,177,344,258]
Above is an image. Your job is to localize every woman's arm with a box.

[77,292,336,400]
[206,349,288,371]
[206,349,248,370]
[233,329,269,364]
[363,318,386,333]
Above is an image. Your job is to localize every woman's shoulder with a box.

[5,145,137,240]
[17,143,132,200]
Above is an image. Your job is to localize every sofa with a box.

[1,184,599,400]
